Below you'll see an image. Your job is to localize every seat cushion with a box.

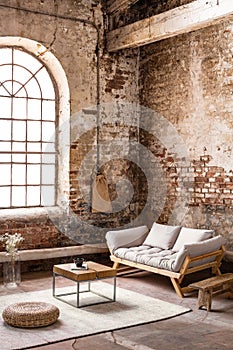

[143,222,181,249]
[172,227,213,252]
[114,245,180,271]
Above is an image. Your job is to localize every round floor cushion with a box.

[2,302,60,328]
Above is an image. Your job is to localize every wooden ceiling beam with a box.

[106,0,233,52]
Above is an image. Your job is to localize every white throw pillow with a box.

[143,222,181,250]
[172,227,214,252]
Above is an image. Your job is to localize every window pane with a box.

[42,164,55,184]
[36,67,55,99]
[41,185,55,206]
[27,154,40,163]
[27,121,41,141]
[12,164,26,185]
[0,65,12,85]
[28,99,41,120]
[1,81,12,96]
[25,78,41,98]
[0,120,11,140]
[13,121,26,141]
[42,122,55,142]
[0,187,10,207]
[42,153,55,164]
[13,65,31,88]
[0,97,11,118]
[14,49,42,73]
[27,186,40,206]
[27,164,40,184]
[27,142,41,152]
[12,81,27,97]
[0,141,11,152]
[12,186,25,206]
[0,48,12,65]
[0,84,10,97]
[42,142,55,153]
[12,98,27,119]
[12,153,26,163]
[42,100,55,121]
[12,142,26,152]
[0,164,11,185]
[0,154,11,162]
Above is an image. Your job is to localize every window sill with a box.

[0,206,62,221]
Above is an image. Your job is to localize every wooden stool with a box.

[2,302,59,328]
[189,273,233,311]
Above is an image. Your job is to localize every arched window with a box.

[0,38,70,212]
[0,47,56,208]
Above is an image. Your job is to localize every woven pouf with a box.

[2,302,59,328]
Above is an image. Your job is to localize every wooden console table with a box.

[189,273,233,311]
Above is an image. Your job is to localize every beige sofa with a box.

[105,223,225,297]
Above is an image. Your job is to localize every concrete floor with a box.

[1,267,233,349]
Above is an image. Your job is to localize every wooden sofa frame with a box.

[110,245,226,298]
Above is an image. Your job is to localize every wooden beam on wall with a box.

[107,0,233,52]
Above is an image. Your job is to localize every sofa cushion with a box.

[105,225,149,252]
[143,223,181,250]
[172,235,224,271]
[114,245,178,271]
[172,227,213,252]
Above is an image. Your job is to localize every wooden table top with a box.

[53,261,116,282]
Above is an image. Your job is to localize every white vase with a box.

[3,252,21,288]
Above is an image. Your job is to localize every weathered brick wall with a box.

[0,212,77,251]
[139,20,233,249]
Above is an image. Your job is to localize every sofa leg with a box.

[113,262,119,270]
[170,278,184,298]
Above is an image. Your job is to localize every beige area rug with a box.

[0,282,191,350]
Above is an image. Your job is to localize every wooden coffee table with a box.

[53,261,116,308]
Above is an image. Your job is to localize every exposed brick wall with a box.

[191,155,233,208]
[139,20,233,249]
[0,213,77,252]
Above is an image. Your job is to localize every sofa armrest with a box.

[105,225,149,252]
[172,235,225,272]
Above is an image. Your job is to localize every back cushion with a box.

[172,227,214,252]
[143,222,181,250]
[172,235,224,271]
[106,225,149,252]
